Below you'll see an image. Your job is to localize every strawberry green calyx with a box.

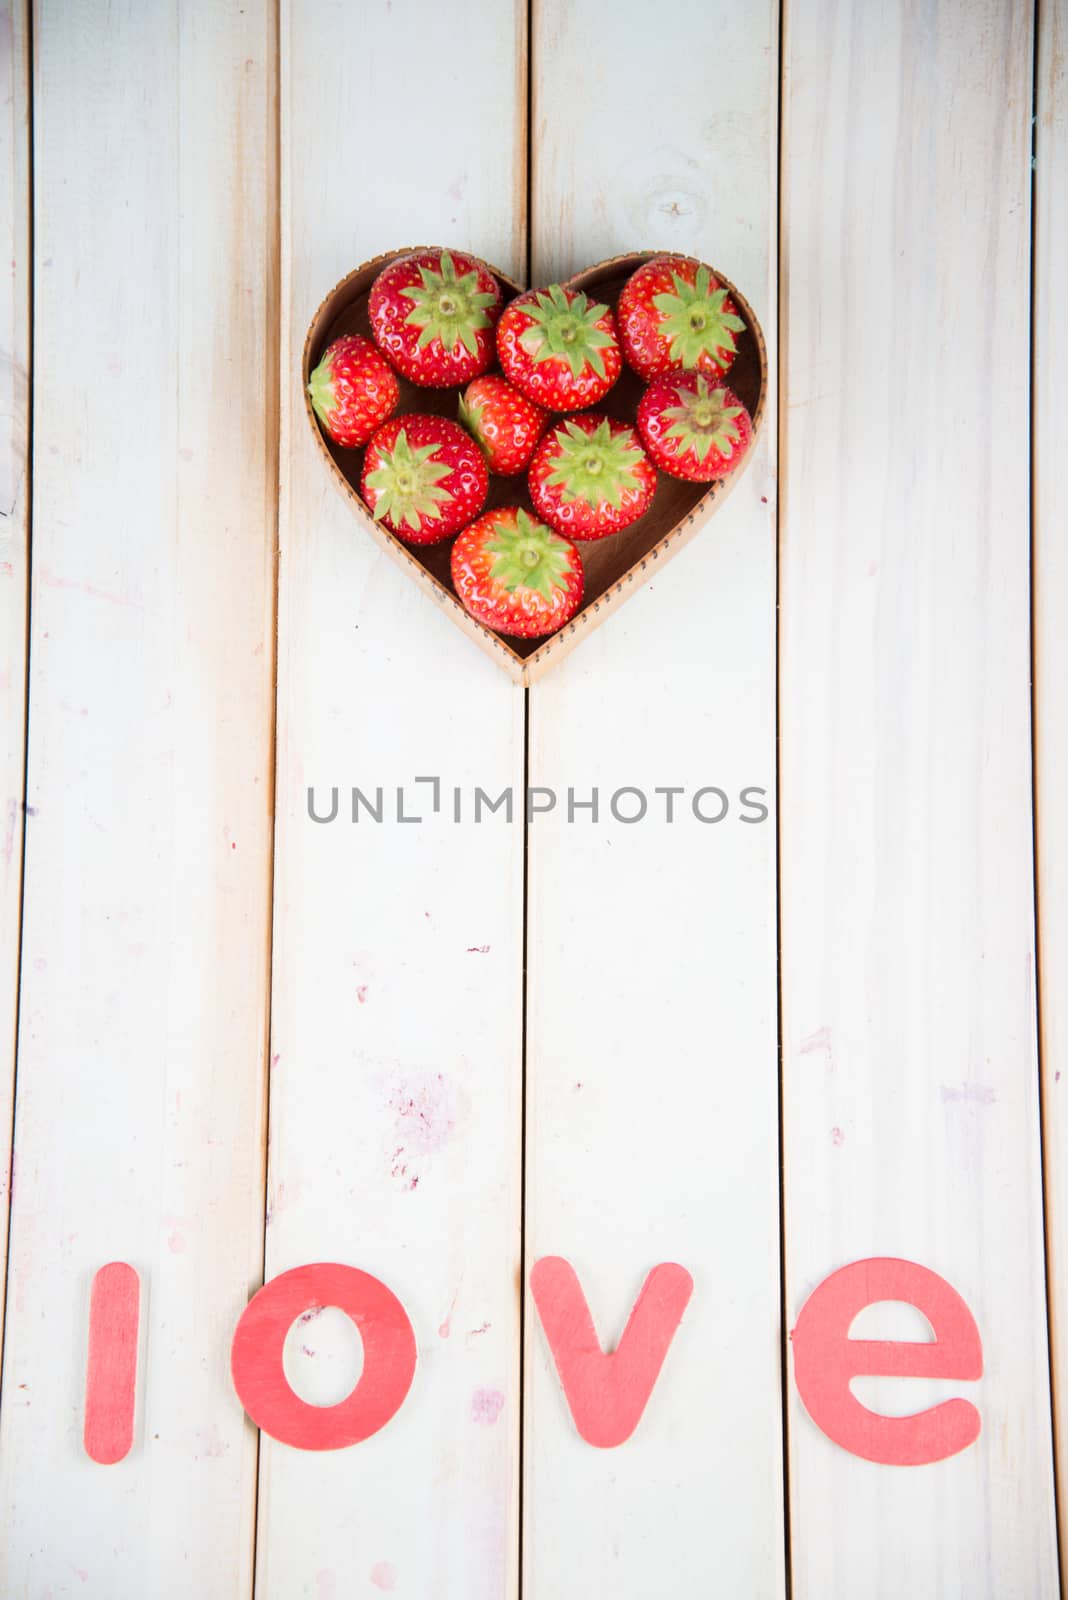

[456,390,486,448]
[543,418,644,509]
[399,250,499,356]
[519,285,615,379]
[663,378,745,463]
[307,352,337,425]
[653,266,746,369]
[364,428,454,530]
[486,509,576,600]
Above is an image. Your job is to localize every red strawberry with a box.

[528,413,657,541]
[457,375,548,476]
[361,415,488,543]
[617,256,746,382]
[307,335,399,448]
[497,284,621,411]
[637,374,752,482]
[369,248,502,387]
[451,507,583,638]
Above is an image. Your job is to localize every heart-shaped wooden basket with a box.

[303,248,767,684]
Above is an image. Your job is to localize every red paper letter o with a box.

[231,1263,417,1450]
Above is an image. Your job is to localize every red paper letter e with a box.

[791,1257,982,1466]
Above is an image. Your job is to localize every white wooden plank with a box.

[1035,0,1068,1560]
[0,0,30,1363]
[0,2,277,1593]
[256,3,526,1594]
[779,1,1057,1593]
[524,3,784,1594]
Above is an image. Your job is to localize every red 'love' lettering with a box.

[80,1253,984,1464]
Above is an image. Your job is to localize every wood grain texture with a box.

[0,0,30,1371]
[0,1,277,1591]
[779,0,1057,1592]
[524,2,784,1594]
[1035,0,1068,1565]
[256,3,526,1594]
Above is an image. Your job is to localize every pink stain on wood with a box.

[84,1262,140,1464]
[356,985,369,1004]
[196,1423,229,1460]
[39,566,139,608]
[940,1083,997,1105]
[438,1279,462,1339]
[270,1177,301,1215]
[167,1231,187,1254]
[389,1148,419,1191]
[471,1387,505,1426]
[831,1126,845,1147]
[800,1025,833,1062]
[370,1562,396,1591]
[2,797,16,871]
[388,1073,467,1154]
[316,1571,337,1597]
[387,1071,469,1190]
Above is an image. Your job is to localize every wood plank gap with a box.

[1030,0,1066,1588]
[250,0,283,1592]
[519,5,533,1595]
[525,0,534,288]
[0,0,33,1402]
[518,684,530,1600]
[774,0,793,1591]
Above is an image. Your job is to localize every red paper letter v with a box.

[530,1256,694,1448]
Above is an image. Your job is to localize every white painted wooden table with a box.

[0,1,1065,1594]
